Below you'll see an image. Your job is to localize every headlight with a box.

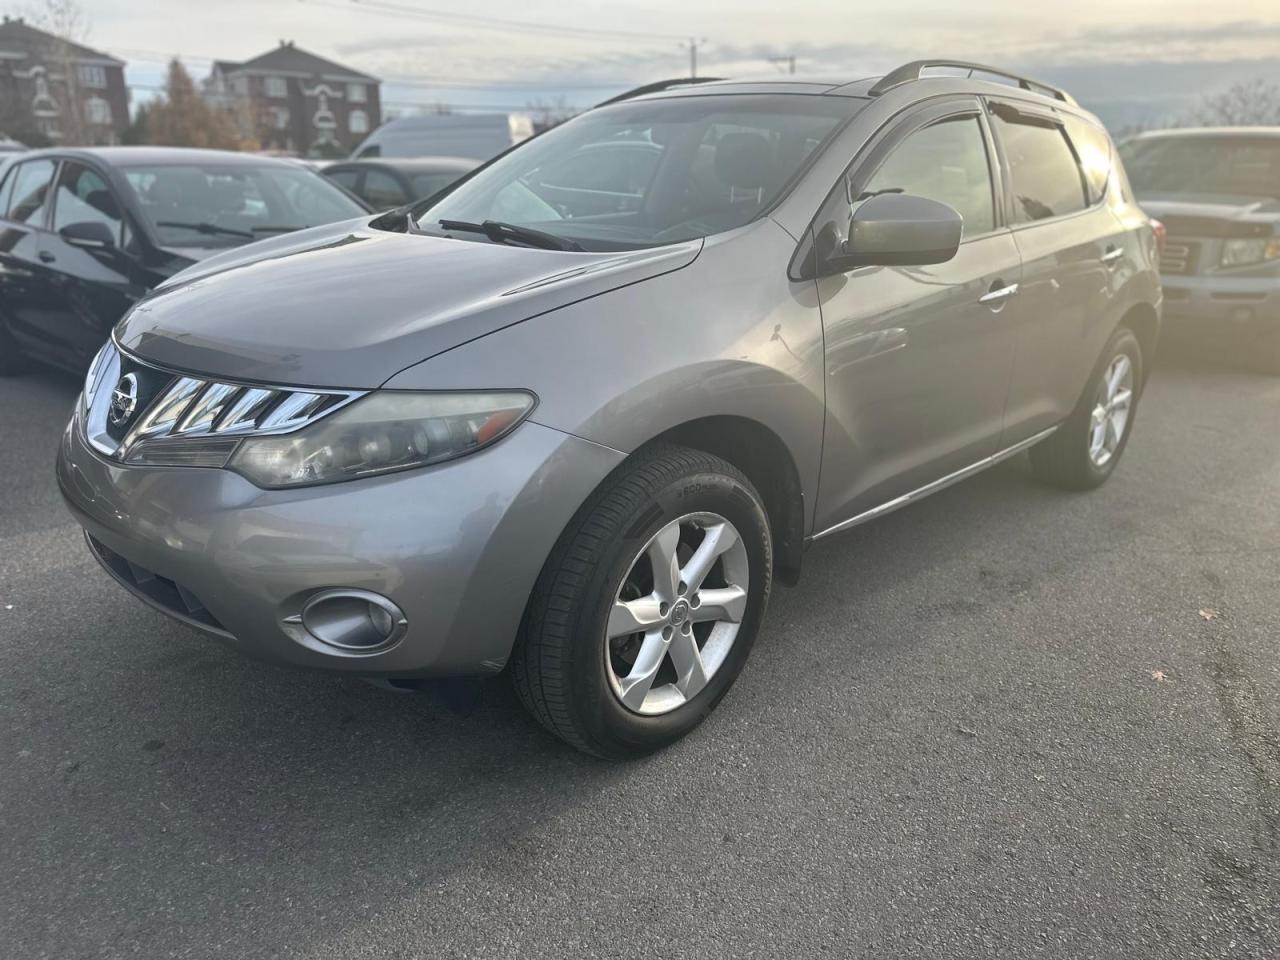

[1221,237,1280,268]
[228,390,535,489]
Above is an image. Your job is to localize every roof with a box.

[15,146,307,168]
[1132,126,1280,140]
[0,16,123,64]
[214,41,376,82]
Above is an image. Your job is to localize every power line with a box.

[298,0,690,43]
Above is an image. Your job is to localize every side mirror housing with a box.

[815,193,963,277]
[60,221,117,250]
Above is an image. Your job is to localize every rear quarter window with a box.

[1063,116,1113,204]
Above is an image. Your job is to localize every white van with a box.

[352,113,534,162]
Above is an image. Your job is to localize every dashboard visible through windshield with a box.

[415,94,859,251]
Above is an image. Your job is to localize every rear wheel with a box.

[1030,326,1143,490]
[511,445,772,758]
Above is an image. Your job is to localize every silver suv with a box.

[57,62,1162,757]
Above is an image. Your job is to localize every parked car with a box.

[58,63,1161,758]
[0,136,25,155]
[323,157,477,211]
[1120,127,1280,373]
[0,146,370,374]
[351,112,534,162]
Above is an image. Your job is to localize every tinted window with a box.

[52,162,124,241]
[409,172,463,199]
[1119,136,1280,199]
[993,113,1088,223]
[120,163,366,248]
[861,116,995,237]
[326,168,361,191]
[418,95,855,251]
[362,169,407,208]
[6,159,56,225]
[1064,117,1112,203]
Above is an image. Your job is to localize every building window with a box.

[348,109,368,134]
[347,82,366,103]
[77,64,107,89]
[264,75,287,98]
[85,96,112,125]
[271,106,290,130]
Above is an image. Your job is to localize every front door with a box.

[812,99,1022,535]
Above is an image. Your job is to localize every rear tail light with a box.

[1150,218,1167,255]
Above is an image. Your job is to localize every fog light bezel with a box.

[283,589,408,656]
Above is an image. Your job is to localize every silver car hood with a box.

[117,219,702,388]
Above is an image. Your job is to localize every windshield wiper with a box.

[438,219,583,252]
[156,220,254,240]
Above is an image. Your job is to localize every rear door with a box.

[988,100,1130,440]
[0,158,62,361]
[42,160,148,366]
[812,97,1023,534]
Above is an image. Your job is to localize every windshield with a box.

[1119,136,1280,200]
[415,95,856,251]
[122,163,368,248]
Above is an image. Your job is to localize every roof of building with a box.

[212,41,376,82]
[0,16,123,64]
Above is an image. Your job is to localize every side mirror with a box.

[60,221,117,250]
[816,193,963,276]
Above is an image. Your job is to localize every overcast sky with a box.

[38,0,1280,120]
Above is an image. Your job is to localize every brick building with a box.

[205,41,381,157]
[0,16,129,146]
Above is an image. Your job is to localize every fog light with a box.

[293,589,407,651]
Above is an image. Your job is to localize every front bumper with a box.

[57,410,623,677]
[1160,273,1280,343]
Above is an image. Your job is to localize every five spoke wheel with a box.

[605,512,750,715]
[1088,353,1133,468]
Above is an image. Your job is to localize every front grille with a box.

[86,534,230,635]
[83,342,365,463]
[1160,240,1200,276]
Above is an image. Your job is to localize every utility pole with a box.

[682,37,709,78]
[770,55,798,75]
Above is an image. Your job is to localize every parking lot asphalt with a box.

[1,350,1278,959]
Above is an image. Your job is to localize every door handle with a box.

[1100,247,1124,265]
[38,251,56,264]
[979,282,1019,305]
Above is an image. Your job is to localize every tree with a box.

[1186,79,1280,127]
[144,59,245,150]
[23,0,92,144]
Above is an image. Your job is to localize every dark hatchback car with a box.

[323,157,477,211]
[0,147,370,374]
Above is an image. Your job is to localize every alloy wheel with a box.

[1088,353,1134,468]
[605,512,750,716]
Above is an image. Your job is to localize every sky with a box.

[25,0,1280,127]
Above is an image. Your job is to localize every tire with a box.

[0,317,30,377]
[1030,326,1143,490]
[511,444,773,758]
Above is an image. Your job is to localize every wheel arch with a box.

[640,415,806,586]
[1117,300,1160,385]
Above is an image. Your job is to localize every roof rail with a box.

[868,60,1076,106]
[595,77,726,108]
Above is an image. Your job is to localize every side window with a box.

[52,162,124,241]
[326,168,361,192]
[1063,116,1112,204]
[6,159,57,226]
[859,116,996,237]
[362,169,407,207]
[0,164,15,216]
[991,110,1089,223]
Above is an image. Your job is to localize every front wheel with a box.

[511,445,773,758]
[1030,326,1143,490]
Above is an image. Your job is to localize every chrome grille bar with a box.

[175,382,241,435]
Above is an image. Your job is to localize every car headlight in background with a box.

[1220,237,1280,268]
[228,390,536,488]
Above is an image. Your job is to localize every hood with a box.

[117,218,702,388]
[1139,193,1280,227]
